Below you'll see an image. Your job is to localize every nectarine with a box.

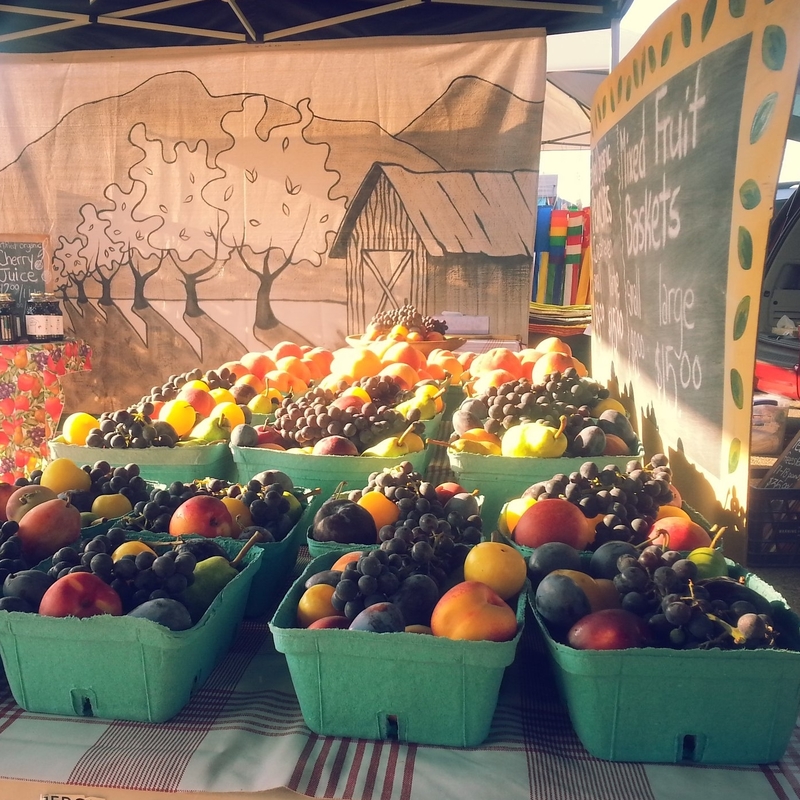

[513,498,593,550]
[430,580,518,642]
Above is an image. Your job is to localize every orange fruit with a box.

[331,551,363,570]
[182,378,210,391]
[218,361,250,380]
[463,541,527,601]
[61,412,100,446]
[357,491,400,531]
[159,399,198,438]
[297,584,338,627]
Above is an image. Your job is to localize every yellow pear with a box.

[501,417,568,458]
[40,457,92,494]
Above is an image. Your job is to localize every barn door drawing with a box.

[362,249,414,321]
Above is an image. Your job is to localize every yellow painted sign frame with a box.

[589,0,800,549]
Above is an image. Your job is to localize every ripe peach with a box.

[382,341,427,373]
[535,336,572,356]
[513,498,593,550]
[177,385,217,418]
[470,348,523,379]
[378,362,419,391]
[304,347,334,375]
[239,351,277,379]
[430,580,518,642]
[648,516,712,550]
[470,369,518,396]
[531,351,580,384]
[277,356,312,384]
[218,360,250,380]
[39,572,123,619]
[271,341,304,361]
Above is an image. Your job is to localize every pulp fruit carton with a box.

[0,538,260,723]
[270,550,526,747]
[448,449,641,532]
[229,444,429,496]
[529,563,800,764]
[48,439,234,483]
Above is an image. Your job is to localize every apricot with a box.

[382,341,427,373]
[177,385,217,418]
[463,541,527,601]
[535,336,572,356]
[233,373,266,395]
[430,580,518,642]
[513,498,593,550]
[470,368,518,396]
[531,351,580,384]
[218,360,250,380]
[304,346,334,375]
[271,341,303,361]
[277,356,312,384]
[378,362,419,391]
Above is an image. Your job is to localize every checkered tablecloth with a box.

[0,425,799,799]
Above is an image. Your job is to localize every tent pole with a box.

[610,16,620,68]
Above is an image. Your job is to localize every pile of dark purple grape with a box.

[601,540,778,650]
[271,381,424,451]
[0,521,26,584]
[44,528,200,613]
[345,461,482,588]
[524,454,675,548]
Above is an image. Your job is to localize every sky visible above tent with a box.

[0,0,633,52]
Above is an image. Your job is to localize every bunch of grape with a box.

[369,303,448,336]
[525,454,675,548]
[328,550,404,621]
[126,476,303,542]
[84,403,178,449]
[46,528,198,614]
[0,521,27,581]
[350,374,406,408]
[611,545,777,650]
[271,383,423,451]
[346,461,480,586]
[476,370,606,438]
[136,366,237,407]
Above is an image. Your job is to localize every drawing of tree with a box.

[99,180,165,310]
[52,236,93,304]
[128,123,230,317]
[77,204,126,306]
[203,97,346,339]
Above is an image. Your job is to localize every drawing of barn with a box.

[330,163,537,340]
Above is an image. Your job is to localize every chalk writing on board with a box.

[591,35,752,478]
[760,430,800,489]
[0,239,46,304]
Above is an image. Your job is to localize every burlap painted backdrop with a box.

[0,31,545,413]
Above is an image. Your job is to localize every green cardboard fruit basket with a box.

[48,438,234,484]
[449,449,642,535]
[0,538,261,723]
[529,563,800,764]
[229,444,430,495]
[269,550,526,747]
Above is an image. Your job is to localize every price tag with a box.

[39,794,105,800]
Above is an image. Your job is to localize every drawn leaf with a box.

[648,45,657,72]
[739,179,761,210]
[750,92,778,143]
[246,169,257,183]
[661,32,673,65]
[282,137,290,151]
[282,203,290,216]
[728,438,741,473]
[728,0,745,17]
[732,296,750,340]
[184,195,193,204]
[159,204,168,214]
[224,185,234,202]
[320,214,329,223]
[730,368,744,409]
[681,13,692,47]
[249,219,261,227]
[701,0,717,41]
[738,226,753,270]
[762,25,787,71]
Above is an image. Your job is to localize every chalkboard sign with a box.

[589,0,800,517]
[760,430,800,489]
[0,236,47,304]
[591,37,749,477]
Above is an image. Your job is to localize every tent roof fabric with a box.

[331,163,537,259]
[0,1,634,52]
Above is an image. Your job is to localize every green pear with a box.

[187,416,230,443]
[178,556,238,624]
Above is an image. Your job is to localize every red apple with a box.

[513,498,593,550]
[256,427,290,447]
[430,580,518,642]
[17,497,82,563]
[435,481,466,505]
[0,481,16,521]
[6,484,58,523]
[168,494,236,538]
[39,572,123,618]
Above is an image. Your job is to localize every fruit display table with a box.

[0,338,91,483]
[0,604,798,800]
